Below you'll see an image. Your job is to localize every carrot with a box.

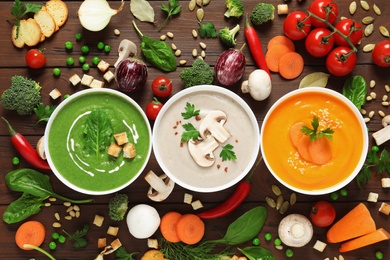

[15,220,46,250]
[265,45,293,73]
[296,135,312,162]
[267,35,295,52]
[289,122,305,147]
[278,52,304,80]
[175,213,205,245]
[160,211,182,243]
[339,228,390,253]
[327,203,376,243]
[308,137,332,165]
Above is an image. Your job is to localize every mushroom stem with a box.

[114,39,137,67]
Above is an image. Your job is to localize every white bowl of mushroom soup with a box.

[152,85,260,193]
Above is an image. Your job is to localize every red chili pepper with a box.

[197,157,263,219]
[2,117,51,171]
[244,14,271,77]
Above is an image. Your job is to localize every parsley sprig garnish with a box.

[8,0,42,38]
[198,22,218,38]
[300,116,334,141]
[220,144,237,161]
[158,0,182,32]
[356,147,390,188]
[181,123,200,142]
[34,102,57,125]
[181,102,200,119]
[63,224,89,248]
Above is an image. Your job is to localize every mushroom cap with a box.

[127,204,160,239]
[278,214,313,247]
[199,110,230,143]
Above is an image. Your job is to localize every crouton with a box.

[97,60,110,72]
[90,79,105,88]
[69,74,81,86]
[108,143,122,157]
[107,226,119,236]
[49,88,62,100]
[97,238,107,248]
[313,240,327,252]
[123,143,136,159]
[379,202,390,215]
[191,200,204,210]
[114,132,128,146]
[81,74,94,87]
[103,70,115,83]
[381,178,390,188]
[93,215,104,227]
[367,192,379,203]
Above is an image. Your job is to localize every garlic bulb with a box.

[78,0,124,32]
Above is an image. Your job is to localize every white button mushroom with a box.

[144,170,175,202]
[278,214,313,247]
[188,135,219,167]
[241,69,272,101]
[126,204,160,239]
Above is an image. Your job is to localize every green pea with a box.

[79,56,86,64]
[97,41,105,50]
[285,248,293,257]
[75,33,83,41]
[82,63,90,72]
[104,44,111,53]
[372,145,380,152]
[92,56,101,66]
[49,241,57,250]
[252,237,260,246]
[264,233,272,241]
[53,68,61,77]
[66,57,74,66]
[274,238,282,246]
[52,232,60,240]
[64,94,70,99]
[340,188,348,197]
[375,251,384,260]
[12,156,20,165]
[81,45,89,54]
[330,192,338,201]
[58,235,66,244]
[65,41,73,50]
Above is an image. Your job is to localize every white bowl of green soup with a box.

[45,88,152,195]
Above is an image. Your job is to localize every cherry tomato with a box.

[333,19,363,47]
[283,11,312,41]
[146,98,163,121]
[305,28,334,58]
[151,76,173,98]
[372,40,390,67]
[25,49,46,69]
[310,200,336,227]
[309,0,339,28]
[326,46,357,77]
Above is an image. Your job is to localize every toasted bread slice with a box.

[45,0,68,28]
[11,18,42,48]
[34,8,57,39]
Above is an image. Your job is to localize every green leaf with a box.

[299,72,330,88]
[198,22,217,38]
[181,102,200,119]
[181,123,200,142]
[130,0,155,23]
[342,75,367,110]
[301,116,334,141]
[220,144,237,161]
[34,102,57,124]
[141,35,177,72]
[3,193,45,224]
[238,246,274,260]
[115,246,139,260]
[63,224,90,248]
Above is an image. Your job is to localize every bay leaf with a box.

[130,0,155,23]
[299,72,330,89]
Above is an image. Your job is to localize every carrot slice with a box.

[175,214,205,245]
[327,203,376,243]
[308,137,332,165]
[265,45,293,73]
[290,122,305,147]
[339,228,390,253]
[296,135,312,162]
[160,211,182,243]
[278,52,304,80]
[15,221,46,250]
[267,35,295,52]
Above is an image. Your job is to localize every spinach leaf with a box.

[83,109,113,159]
[238,246,274,260]
[3,193,46,224]
[342,75,367,109]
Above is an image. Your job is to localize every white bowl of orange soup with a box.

[261,87,368,195]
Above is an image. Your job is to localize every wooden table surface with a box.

[1,0,390,259]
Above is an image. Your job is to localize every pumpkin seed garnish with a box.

[363,43,375,52]
[279,201,290,214]
[276,195,284,210]
[271,184,282,196]
[362,16,374,25]
[265,197,276,208]
[349,1,357,15]
[364,24,374,37]
[360,0,369,11]
[380,26,389,38]
[289,192,297,206]
[373,4,381,16]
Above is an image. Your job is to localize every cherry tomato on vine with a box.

[146,98,163,121]
[333,19,363,47]
[283,11,312,41]
[372,40,390,67]
[310,201,336,227]
[326,46,357,77]
[305,28,334,58]
[309,0,339,28]
[151,76,173,98]
[25,49,46,69]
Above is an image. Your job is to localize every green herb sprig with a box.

[34,102,57,125]
[300,116,334,141]
[220,144,237,161]
[198,22,218,38]
[158,0,182,32]
[114,246,139,260]
[181,123,200,142]
[62,224,89,248]
[356,147,390,188]
[181,102,200,119]
[8,0,42,38]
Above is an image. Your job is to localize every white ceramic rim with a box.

[260,87,369,195]
[44,88,152,195]
[153,85,260,193]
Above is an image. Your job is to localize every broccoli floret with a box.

[224,0,244,18]
[1,75,42,115]
[250,3,275,26]
[218,24,240,48]
[108,193,129,221]
[179,58,214,88]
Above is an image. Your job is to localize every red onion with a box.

[215,48,246,86]
[115,58,148,93]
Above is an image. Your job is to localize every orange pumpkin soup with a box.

[261,90,366,192]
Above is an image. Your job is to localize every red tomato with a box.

[305,28,334,57]
[309,0,339,28]
[283,11,312,41]
[310,201,336,227]
[333,19,363,47]
[151,76,173,98]
[326,46,357,76]
[25,49,46,69]
[372,40,390,67]
[146,98,163,121]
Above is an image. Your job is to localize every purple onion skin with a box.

[115,58,148,93]
[215,49,246,86]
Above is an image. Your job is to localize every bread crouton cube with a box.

[123,142,136,159]
[381,178,390,188]
[103,70,115,83]
[97,60,110,72]
[114,132,128,145]
[108,143,122,157]
[49,88,62,100]
[110,238,122,250]
[93,214,104,227]
[379,202,390,215]
[313,240,327,252]
[107,226,119,236]
[183,193,193,204]
[81,74,94,87]
[367,192,379,203]
[191,200,203,210]
[97,238,107,248]
[69,74,81,86]
[277,4,288,15]
[90,79,104,88]
[147,238,158,249]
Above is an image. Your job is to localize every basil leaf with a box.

[3,193,45,224]
[342,75,367,109]
[299,72,330,88]
[238,246,274,260]
[141,35,177,72]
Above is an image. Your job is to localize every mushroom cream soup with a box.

[261,90,366,192]
[46,90,151,193]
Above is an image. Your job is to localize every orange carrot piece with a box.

[160,211,182,243]
[265,45,293,73]
[290,122,305,147]
[339,228,390,253]
[15,221,46,250]
[327,203,376,243]
[278,52,304,80]
[175,214,205,245]
[267,35,295,52]
[308,137,332,165]
[296,135,312,162]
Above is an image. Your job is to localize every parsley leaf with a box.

[115,246,139,260]
[300,116,334,141]
[356,147,390,188]
[181,102,200,119]
[8,0,42,38]
[63,224,89,248]
[220,144,237,161]
[198,22,217,38]
[158,0,182,32]
[33,102,57,125]
[181,123,200,142]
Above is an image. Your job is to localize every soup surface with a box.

[261,90,366,192]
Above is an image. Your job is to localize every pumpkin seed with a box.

[279,201,290,214]
[203,0,211,6]
[349,1,357,15]
[265,196,276,208]
[272,184,282,196]
[196,0,203,7]
[276,195,284,210]
[188,0,196,11]
[380,26,389,38]
[290,192,297,206]
[363,43,375,52]
[364,24,374,37]
[360,0,369,11]
[196,8,204,23]
[362,16,374,25]
[373,4,381,15]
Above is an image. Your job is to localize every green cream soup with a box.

[47,90,151,193]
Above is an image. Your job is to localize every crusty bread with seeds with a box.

[45,0,68,28]
[11,19,42,48]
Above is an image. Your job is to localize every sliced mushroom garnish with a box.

[36,136,46,160]
[199,110,231,143]
[144,170,175,202]
[188,135,219,167]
